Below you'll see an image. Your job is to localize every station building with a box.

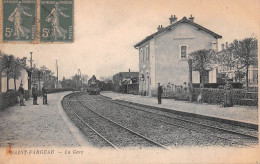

[113,70,139,93]
[134,15,222,96]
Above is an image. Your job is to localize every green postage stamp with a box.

[2,0,37,42]
[40,0,74,42]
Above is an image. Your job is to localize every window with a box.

[146,46,149,61]
[252,70,258,83]
[140,49,143,62]
[180,46,187,58]
[143,48,145,61]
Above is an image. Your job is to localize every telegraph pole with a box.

[78,69,81,88]
[56,60,58,86]
[29,52,34,69]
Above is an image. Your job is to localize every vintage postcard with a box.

[0,0,259,163]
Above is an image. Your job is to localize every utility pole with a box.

[28,52,34,91]
[56,60,58,86]
[29,52,34,69]
[78,69,81,88]
[188,59,193,102]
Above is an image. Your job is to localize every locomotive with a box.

[87,75,100,95]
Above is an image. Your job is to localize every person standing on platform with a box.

[223,81,233,107]
[32,84,39,105]
[157,83,163,104]
[18,83,25,106]
[42,83,48,105]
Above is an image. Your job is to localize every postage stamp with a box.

[2,0,37,42]
[40,0,74,43]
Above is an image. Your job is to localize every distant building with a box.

[113,70,139,93]
[134,15,222,96]
[217,44,258,87]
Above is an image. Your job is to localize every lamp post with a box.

[188,58,193,102]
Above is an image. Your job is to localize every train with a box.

[87,75,100,95]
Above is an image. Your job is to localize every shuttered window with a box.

[181,46,187,58]
[143,48,145,61]
[140,49,143,62]
[146,46,149,60]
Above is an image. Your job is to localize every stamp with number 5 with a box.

[2,0,37,42]
[40,0,74,43]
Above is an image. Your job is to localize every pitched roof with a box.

[134,17,222,48]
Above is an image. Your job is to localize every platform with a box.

[0,91,89,148]
[101,91,258,125]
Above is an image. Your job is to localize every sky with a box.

[1,0,259,80]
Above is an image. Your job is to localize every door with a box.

[202,71,209,83]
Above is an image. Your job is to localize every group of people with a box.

[18,83,48,106]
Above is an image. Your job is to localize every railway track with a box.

[66,93,168,149]
[95,95,258,146]
[66,96,118,149]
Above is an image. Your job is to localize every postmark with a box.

[40,0,73,43]
[2,0,37,42]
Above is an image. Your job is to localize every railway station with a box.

[0,90,258,149]
[0,0,259,163]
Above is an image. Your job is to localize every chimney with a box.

[129,69,130,72]
[169,15,177,24]
[157,25,163,31]
[189,15,194,22]
[221,44,225,51]
[225,42,228,49]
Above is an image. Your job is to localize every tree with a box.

[9,57,23,91]
[230,37,258,88]
[188,49,215,85]
[1,54,15,91]
[81,74,89,85]
[40,65,54,87]
[61,77,74,89]
[72,74,81,88]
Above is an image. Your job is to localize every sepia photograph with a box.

[0,0,259,163]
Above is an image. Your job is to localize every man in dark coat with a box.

[32,84,39,105]
[42,83,48,105]
[157,83,163,104]
[18,83,25,106]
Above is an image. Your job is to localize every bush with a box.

[31,88,73,97]
[151,89,189,100]
[47,88,73,94]
[192,88,258,106]
[0,91,19,110]
[192,82,243,89]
